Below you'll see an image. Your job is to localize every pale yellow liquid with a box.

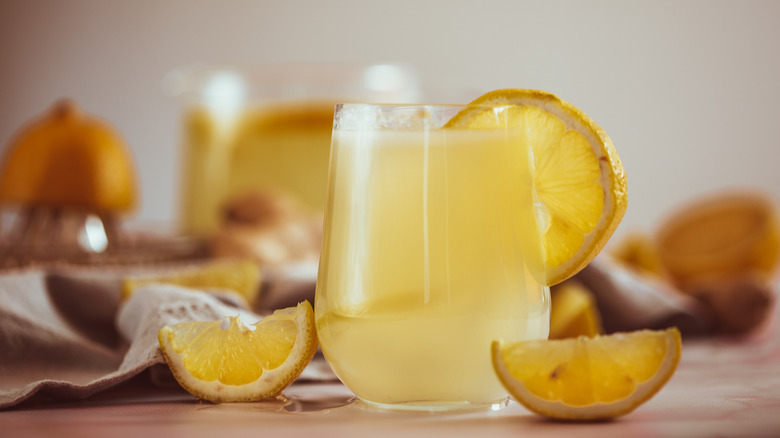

[180,101,335,234]
[315,128,550,407]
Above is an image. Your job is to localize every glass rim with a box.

[333,103,522,130]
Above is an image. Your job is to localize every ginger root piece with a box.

[687,273,774,335]
[211,190,322,267]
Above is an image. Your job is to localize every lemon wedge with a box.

[123,259,262,306]
[447,89,627,286]
[549,281,603,339]
[158,301,317,403]
[492,328,681,420]
[611,231,668,278]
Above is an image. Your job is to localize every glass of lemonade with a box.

[166,64,420,235]
[315,103,550,411]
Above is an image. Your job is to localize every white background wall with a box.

[1,0,779,244]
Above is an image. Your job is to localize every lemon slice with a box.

[492,328,681,420]
[447,89,627,286]
[549,281,603,339]
[157,301,317,403]
[123,259,262,305]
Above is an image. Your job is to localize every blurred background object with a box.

[0,99,207,267]
[655,190,780,290]
[654,190,779,334]
[1,0,779,240]
[609,189,779,335]
[167,63,419,235]
[167,63,419,268]
[0,99,137,217]
[548,279,603,339]
[0,99,137,265]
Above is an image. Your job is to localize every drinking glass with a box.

[315,103,550,411]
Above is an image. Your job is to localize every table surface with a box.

[2,319,779,438]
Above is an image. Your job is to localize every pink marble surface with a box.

[1,317,779,438]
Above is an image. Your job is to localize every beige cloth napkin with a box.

[0,256,710,410]
[0,264,324,410]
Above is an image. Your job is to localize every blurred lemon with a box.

[656,190,780,289]
[447,89,627,286]
[549,281,603,339]
[611,231,668,278]
[123,259,262,306]
[0,99,137,214]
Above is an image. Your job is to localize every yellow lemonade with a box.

[316,117,550,408]
[180,101,334,234]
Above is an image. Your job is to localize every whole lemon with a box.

[0,99,137,214]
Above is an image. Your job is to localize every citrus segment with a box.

[157,300,317,403]
[122,259,262,305]
[492,327,681,420]
[447,89,627,286]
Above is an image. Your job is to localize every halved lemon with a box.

[447,89,627,286]
[492,327,681,420]
[0,99,137,214]
[656,190,780,290]
[123,259,262,306]
[157,301,317,403]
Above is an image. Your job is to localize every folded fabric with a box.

[0,263,334,410]
[0,266,245,409]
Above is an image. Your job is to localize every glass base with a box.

[356,396,509,413]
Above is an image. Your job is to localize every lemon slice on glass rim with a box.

[157,301,317,403]
[447,89,627,286]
